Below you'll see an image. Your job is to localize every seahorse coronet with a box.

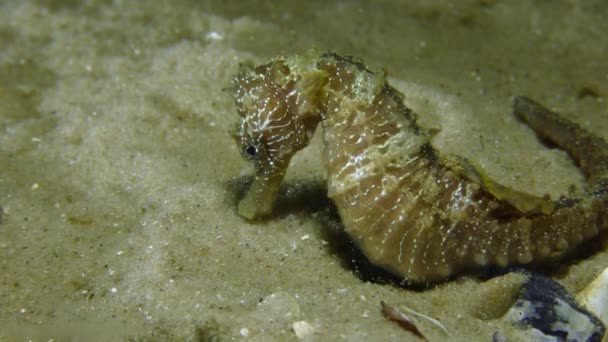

[230,51,608,283]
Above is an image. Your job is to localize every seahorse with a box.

[229,51,608,283]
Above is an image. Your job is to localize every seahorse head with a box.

[230,58,327,219]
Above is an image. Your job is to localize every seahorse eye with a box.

[245,145,257,157]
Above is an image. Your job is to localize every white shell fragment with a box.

[577,266,608,327]
[292,320,314,339]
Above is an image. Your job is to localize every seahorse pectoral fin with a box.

[238,173,284,220]
[296,70,329,119]
[447,155,555,215]
[299,70,329,95]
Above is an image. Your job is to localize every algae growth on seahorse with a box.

[229,51,608,283]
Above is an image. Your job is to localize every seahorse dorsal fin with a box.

[478,173,555,216]
[447,154,555,215]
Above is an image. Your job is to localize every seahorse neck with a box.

[308,54,431,201]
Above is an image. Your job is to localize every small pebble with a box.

[205,31,223,41]
[292,320,314,339]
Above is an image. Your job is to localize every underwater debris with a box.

[503,272,606,342]
[380,300,448,340]
[380,301,426,340]
[230,51,608,283]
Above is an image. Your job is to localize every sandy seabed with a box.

[1,1,607,340]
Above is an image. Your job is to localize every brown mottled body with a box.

[230,51,608,283]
